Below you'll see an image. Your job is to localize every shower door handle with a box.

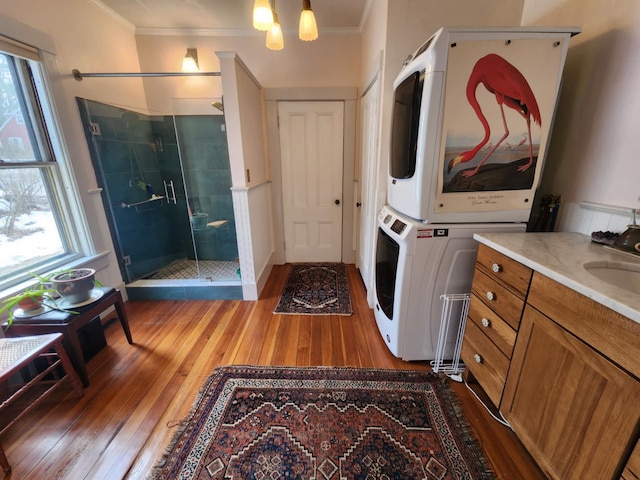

[164,180,177,204]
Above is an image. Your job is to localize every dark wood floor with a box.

[1,264,543,479]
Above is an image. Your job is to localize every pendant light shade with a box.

[253,0,274,31]
[266,10,284,50]
[299,0,318,41]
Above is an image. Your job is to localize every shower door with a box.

[77,98,188,283]
[172,98,239,281]
[77,97,238,283]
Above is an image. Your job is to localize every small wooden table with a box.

[3,288,133,387]
[0,333,83,474]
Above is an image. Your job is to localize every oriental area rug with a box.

[149,366,495,480]
[273,263,353,316]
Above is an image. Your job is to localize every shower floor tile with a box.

[148,259,240,281]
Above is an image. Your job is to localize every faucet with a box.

[615,208,640,254]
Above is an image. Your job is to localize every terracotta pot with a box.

[18,296,43,312]
[49,268,96,304]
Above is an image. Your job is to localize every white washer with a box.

[373,205,525,361]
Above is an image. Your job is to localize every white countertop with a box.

[473,232,640,324]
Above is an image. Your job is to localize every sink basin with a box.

[583,261,640,294]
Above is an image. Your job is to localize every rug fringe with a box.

[147,373,219,480]
[432,374,497,479]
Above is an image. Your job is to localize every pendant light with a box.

[299,0,318,41]
[253,0,274,31]
[266,7,284,51]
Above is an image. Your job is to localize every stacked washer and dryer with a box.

[373,26,579,361]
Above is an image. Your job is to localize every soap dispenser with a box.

[615,209,640,253]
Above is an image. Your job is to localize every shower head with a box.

[212,101,224,112]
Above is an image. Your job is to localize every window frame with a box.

[0,38,94,294]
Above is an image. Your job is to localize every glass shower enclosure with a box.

[76,97,240,295]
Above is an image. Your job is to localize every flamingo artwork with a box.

[447,53,541,177]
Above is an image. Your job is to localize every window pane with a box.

[0,167,65,277]
[0,53,40,163]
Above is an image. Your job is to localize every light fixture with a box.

[182,48,199,72]
[266,8,284,50]
[299,0,318,41]
[253,0,274,31]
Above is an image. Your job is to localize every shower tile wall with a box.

[174,115,238,262]
[77,98,237,283]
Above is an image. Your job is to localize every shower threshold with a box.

[125,260,242,300]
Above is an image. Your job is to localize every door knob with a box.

[335,199,340,205]
[356,202,361,207]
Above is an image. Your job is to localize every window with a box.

[0,39,82,289]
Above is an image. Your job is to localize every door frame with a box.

[357,71,382,306]
[265,87,358,265]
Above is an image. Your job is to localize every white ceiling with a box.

[92,0,370,34]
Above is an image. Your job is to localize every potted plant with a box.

[47,268,97,304]
[1,268,103,328]
[0,284,58,327]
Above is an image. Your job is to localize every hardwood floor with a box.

[1,264,544,479]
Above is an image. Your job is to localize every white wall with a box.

[219,52,274,300]
[360,0,388,91]
[135,32,362,115]
[0,1,146,292]
[522,0,640,231]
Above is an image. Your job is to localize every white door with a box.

[278,101,344,263]
[357,78,381,300]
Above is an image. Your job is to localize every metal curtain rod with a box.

[72,69,221,81]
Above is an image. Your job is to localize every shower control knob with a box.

[486,291,496,301]
[474,354,483,364]
[492,263,502,273]
[481,318,491,328]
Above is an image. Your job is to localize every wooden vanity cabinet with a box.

[501,303,640,480]
[463,244,640,480]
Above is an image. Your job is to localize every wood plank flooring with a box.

[1,264,544,479]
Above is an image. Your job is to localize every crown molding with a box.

[84,0,135,31]
[135,26,361,37]
[136,27,256,37]
[359,0,374,32]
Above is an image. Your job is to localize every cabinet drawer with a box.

[471,269,525,330]
[468,294,517,358]
[476,244,532,297]
[461,319,510,407]
[621,439,640,480]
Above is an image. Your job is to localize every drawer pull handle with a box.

[481,318,491,328]
[474,354,483,364]
[492,263,502,273]
[486,291,496,301]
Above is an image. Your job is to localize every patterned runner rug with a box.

[150,366,495,480]
[273,263,353,315]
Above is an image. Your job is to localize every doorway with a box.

[278,101,344,263]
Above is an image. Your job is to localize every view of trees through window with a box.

[0,52,67,281]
